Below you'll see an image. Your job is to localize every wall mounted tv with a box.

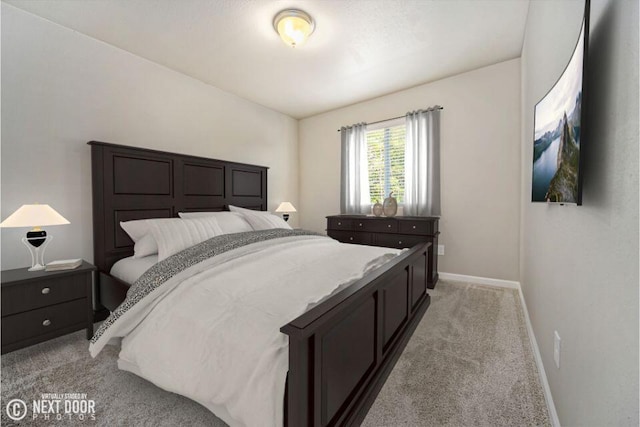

[531,0,589,205]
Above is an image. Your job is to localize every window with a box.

[366,121,406,204]
[341,110,440,216]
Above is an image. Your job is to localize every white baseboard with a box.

[516,285,561,427]
[438,272,520,289]
[438,272,560,426]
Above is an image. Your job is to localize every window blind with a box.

[366,123,406,204]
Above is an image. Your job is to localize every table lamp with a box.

[275,202,297,222]
[0,204,70,271]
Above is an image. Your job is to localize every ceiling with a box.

[5,0,531,119]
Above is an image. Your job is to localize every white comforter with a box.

[90,234,399,427]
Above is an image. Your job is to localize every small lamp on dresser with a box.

[275,202,297,222]
[0,204,70,271]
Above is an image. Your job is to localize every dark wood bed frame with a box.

[89,141,431,426]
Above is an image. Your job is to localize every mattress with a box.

[110,255,158,284]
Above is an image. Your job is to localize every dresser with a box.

[326,215,440,288]
[1,261,95,354]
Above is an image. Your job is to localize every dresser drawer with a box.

[363,219,397,233]
[327,218,353,230]
[375,234,426,249]
[350,219,368,231]
[398,220,434,235]
[2,274,88,316]
[328,230,373,245]
[1,299,88,346]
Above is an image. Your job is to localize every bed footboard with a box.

[281,242,431,426]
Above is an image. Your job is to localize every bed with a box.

[88,141,431,426]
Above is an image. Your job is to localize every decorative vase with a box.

[372,201,383,217]
[383,192,398,217]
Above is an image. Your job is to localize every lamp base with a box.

[28,263,46,272]
[27,230,47,247]
[283,213,290,222]
[22,234,52,272]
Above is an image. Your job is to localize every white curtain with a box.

[340,123,370,214]
[404,108,441,216]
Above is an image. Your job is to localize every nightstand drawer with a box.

[1,274,88,316]
[1,299,88,346]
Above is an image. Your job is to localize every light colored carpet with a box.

[362,281,550,427]
[1,280,549,426]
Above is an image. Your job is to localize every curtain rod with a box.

[337,106,443,132]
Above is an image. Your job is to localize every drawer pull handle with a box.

[412,225,416,229]
[41,287,51,295]
[398,241,403,245]
[349,237,354,241]
[338,222,342,226]
[388,224,391,228]
[42,319,51,327]
[359,223,362,226]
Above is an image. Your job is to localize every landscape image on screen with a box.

[531,23,584,203]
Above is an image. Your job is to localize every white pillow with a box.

[148,217,224,261]
[228,205,292,231]
[120,219,160,258]
[133,234,158,258]
[178,211,253,234]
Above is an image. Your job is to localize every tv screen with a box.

[531,1,589,205]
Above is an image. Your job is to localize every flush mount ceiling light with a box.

[273,9,315,48]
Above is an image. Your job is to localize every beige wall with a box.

[3,0,639,422]
[299,59,521,281]
[0,4,299,269]
[520,0,639,424]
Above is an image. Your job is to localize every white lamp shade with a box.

[0,204,70,228]
[275,202,297,213]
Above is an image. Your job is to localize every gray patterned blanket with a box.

[91,229,320,344]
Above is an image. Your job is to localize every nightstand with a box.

[1,261,96,354]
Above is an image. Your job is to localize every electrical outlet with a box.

[437,245,445,256]
[554,331,561,368]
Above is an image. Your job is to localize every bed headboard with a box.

[89,141,268,273]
